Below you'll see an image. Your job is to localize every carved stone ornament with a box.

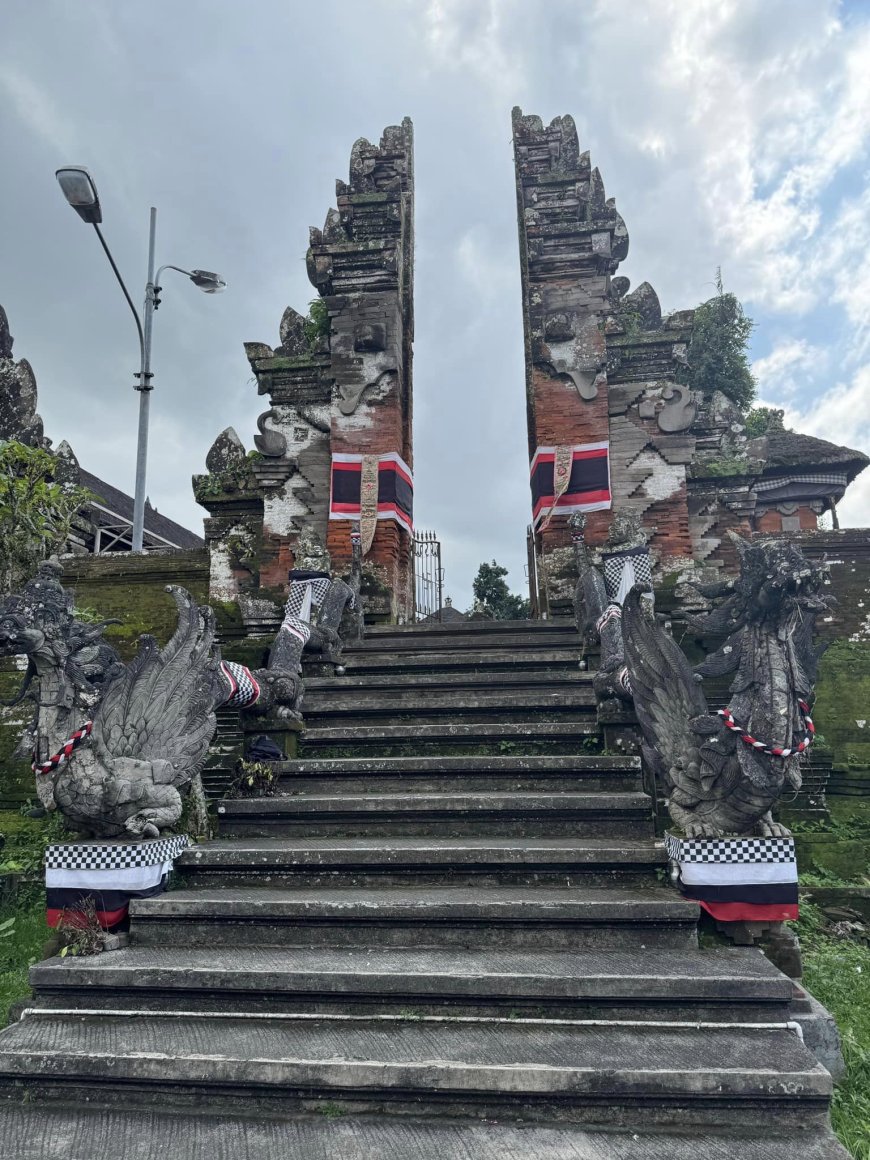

[623,534,830,837]
[0,568,304,838]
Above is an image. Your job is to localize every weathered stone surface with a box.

[0,1106,849,1160]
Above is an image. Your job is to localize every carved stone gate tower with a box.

[197,120,415,622]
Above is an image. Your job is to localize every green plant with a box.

[684,269,756,410]
[0,441,92,593]
[316,1101,346,1118]
[470,560,530,620]
[56,896,104,958]
[743,406,785,438]
[795,900,870,1157]
[303,298,330,349]
[227,759,280,799]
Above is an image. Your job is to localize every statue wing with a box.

[92,587,222,780]
[622,586,708,793]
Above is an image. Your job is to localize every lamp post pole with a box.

[55,166,225,553]
[131,207,158,552]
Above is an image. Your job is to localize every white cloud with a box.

[753,338,824,399]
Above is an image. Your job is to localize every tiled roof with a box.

[79,469,203,549]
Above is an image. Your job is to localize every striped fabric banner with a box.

[530,443,611,529]
[329,452,414,537]
[665,833,798,922]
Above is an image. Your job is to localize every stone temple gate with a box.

[196,111,867,622]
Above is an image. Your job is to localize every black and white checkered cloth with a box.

[665,833,795,865]
[285,577,332,619]
[220,660,261,708]
[45,835,191,872]
[601,546,652,604]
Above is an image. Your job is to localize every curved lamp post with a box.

[55,166,225,552]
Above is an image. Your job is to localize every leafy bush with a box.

[685,270,756,410]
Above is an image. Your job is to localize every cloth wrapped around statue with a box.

[666,833,798,923]
[44,835,191,930]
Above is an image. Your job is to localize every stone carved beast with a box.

[0,564,303,837]
[622,535,830,837]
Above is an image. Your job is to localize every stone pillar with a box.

[308,120,415,623]
[196,119,415,623]
[512,109,628,612]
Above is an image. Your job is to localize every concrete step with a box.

[299,720,601,756]
[332,647,585,674]
[28,944,794,1022]
[0,1012,832,1130]
[301,690,598,729]
[304,667,592,692]
[216,791,652,838]
[0,1104,849,1160]
[175,836,664,888]
[128,885,699,950]
[277,754,642,794]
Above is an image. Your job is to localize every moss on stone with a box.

[814,640,870,766]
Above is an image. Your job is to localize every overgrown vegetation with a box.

[227,758,280,798]
[0,441,91,592]
[796,899,870,1159]
[471,560,530,620]
[685,269,756,411]
[743,405,786,438]
[303,298,330,350]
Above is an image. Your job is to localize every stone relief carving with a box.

[623,535,829,837]
[0,563,304,837]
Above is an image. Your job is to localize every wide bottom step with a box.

[0,1104,850,1160]
[0,1013,833,1130]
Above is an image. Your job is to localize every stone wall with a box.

[61,549,210,658]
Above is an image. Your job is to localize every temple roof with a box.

[79,468,203,550]
[750,429,870,479]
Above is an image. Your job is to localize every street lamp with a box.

[55,166,225,552]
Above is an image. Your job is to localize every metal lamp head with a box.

[55,167,102,224]
[189,269,226,294]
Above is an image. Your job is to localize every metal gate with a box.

[413,530,444,621]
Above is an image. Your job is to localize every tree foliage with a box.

[0,441,89,593]
[687,270,756,411]
[471,560,530,621]
[743,406,786,438]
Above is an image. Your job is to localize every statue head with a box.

[606,509,648,550]
[0,306,13,360]
[295,524,331,573]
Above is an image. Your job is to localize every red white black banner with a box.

[329,452,414,536]
[44,836,190,931]
[665,833,798,922]
[530,443,611,529]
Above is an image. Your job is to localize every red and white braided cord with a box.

[717,700,815,759]
[32,721,93,776]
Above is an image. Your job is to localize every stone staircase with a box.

[0,618,848,1157]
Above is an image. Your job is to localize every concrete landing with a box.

[0,1105,850,1160]
[0,1012,832,1128]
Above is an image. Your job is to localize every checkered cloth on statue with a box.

[281,568,332,646]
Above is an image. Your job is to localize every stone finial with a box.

[53,440,81,486]
[278,307,309,356]
[205,427,246,473]
[0,304,13,359]
[0,303,47,448]
[621,282,662,331]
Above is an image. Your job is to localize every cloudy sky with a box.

[2,0,870,608]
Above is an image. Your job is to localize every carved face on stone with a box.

[606,509,646,549]
[0,306,12,360]
[354,323,386,352]
[295,525,331,573]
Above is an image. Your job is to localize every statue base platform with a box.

[665,831,799,923]
[44,835,190,931]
